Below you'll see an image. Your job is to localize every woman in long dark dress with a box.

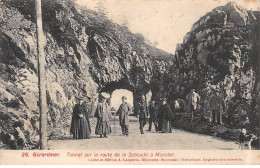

[158,98,173,133]
[94,92,112,138]
[70,96,91,139]
[157,103,163,132]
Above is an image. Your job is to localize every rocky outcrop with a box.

[0,0,259,149]
[163,2,259,145]
[0,0,172,149]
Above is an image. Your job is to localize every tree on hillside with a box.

[153,40,158,48]
[96,0,108,18]
[122,15,129,27]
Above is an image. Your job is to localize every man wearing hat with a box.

[147,100,158,132]
[137,95,149,134]
[186,89,201,118]
[116,96,132,136]
[94,92,112,138]
[210,90,225,125]
[70,94,91,139]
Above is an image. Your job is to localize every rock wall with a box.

[0,0,259,149]
[0,0,172,149]
[162,2,259,145]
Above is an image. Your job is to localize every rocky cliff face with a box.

[164,2,259,141]
[0,0,172,149]
[0,0,259,149]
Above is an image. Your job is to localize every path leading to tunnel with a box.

[48,116,240,150]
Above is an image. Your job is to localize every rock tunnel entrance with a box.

[99,78,152,115]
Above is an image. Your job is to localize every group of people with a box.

[186,88,226,125]
[70,91,175,139]
[136,97,174,135]
[70,88,227,139]
[70,89,257,150]
[70,92,112,139]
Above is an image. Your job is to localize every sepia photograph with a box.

[0,0,260,165]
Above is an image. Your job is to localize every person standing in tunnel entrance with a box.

[137,96,149,134]
[70,95,91,139]
[147,100,158,132]
[116,96,132,136]
[94,92,112,138]
[186,89,201,118]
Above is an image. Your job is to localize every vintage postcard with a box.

[0,0,260,165]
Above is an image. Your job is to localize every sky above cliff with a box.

[76,0,260,54]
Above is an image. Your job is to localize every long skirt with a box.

[161,120,172,133]
[70,116,91,139]
[158,118,163,131]
[95,119,111,135]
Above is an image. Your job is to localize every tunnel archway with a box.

[100,78,135,94]
[99,78,152,115]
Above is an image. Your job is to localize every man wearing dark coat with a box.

[116,96,132,136]
[158,98,173,133]
[137,96,149,134]
[70,95,91,139]
[147,100,158,132]
[94,92,112,138]
[210,90,225,125]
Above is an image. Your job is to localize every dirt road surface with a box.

[48,116,240,150]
